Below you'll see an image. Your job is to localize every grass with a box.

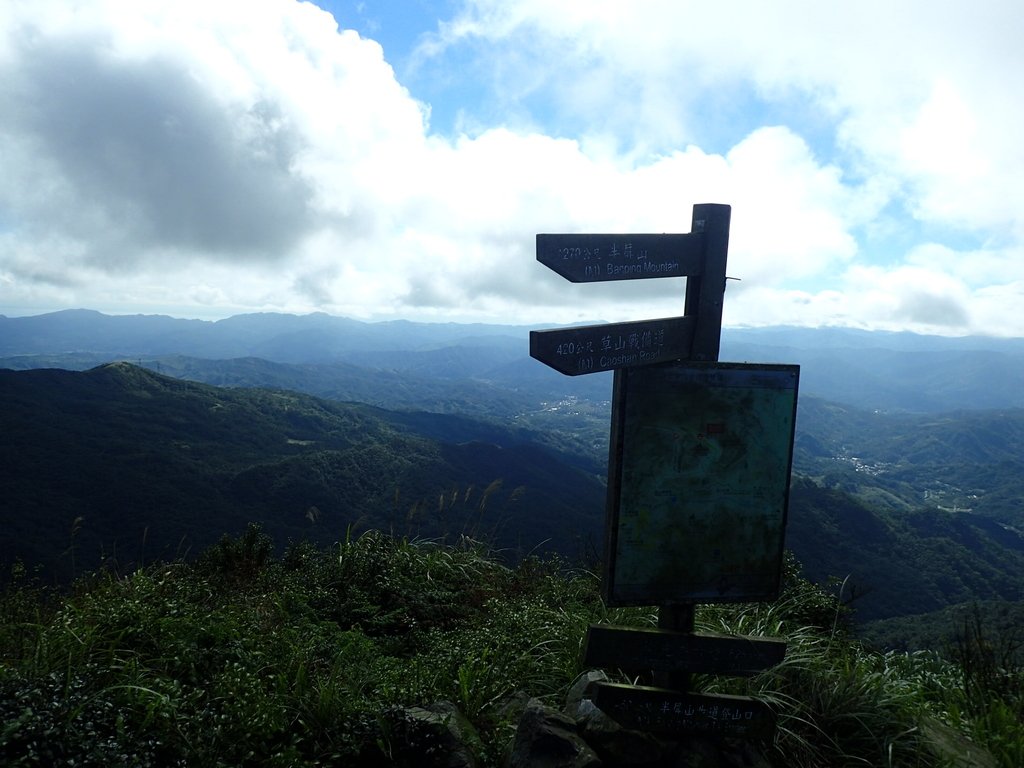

[1,528,1020,766]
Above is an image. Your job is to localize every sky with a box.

[1,0,1022,335]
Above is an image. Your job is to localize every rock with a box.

[670,737,722,768]
[565,670,608,718]
[565,671,671,766]
[506,697,603,768]
[719,740,774,768]
[382,700,480,768]
[577,700,670,766]
[498,690,534,724]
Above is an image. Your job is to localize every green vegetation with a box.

[795,397,1024,525]
[5,363,1024,625]
[4,319,1024,763]
[2,531,1021,766]
[784,480,1024,622]
[0,364,604,580]
[862,601,1024,665]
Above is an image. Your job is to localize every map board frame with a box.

[603,361,800,607]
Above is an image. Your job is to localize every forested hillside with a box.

[3,362,1024,625]
[4,311,1024,632]
[0,364,605,581]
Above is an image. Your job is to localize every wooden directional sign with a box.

[529,316,693,376]
[584,625,786,676]
[592,682,775,740]
[536,233,704,283]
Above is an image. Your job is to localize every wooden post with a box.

[685,203,731,362]
[532,204,796,744]
[656,203,731,690]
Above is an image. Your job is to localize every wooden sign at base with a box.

[592,682,775,740]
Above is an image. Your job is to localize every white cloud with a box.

[843,264,971,329]
[905,242,1024,286]
[429,2,1023,230]
[0,0,1021,338]
[724,262,1024,337]
[410,0,1024,332]
[721,128,866,284]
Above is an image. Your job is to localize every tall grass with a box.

[694,560,1019,767]
[1,531,1019,766]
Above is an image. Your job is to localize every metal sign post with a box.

[531,203,799,740]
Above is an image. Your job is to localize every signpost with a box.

[536,233,704,283]
[529,316,694,376]
[591,683,775,740]
[531,203,798,742]
[584,625,786,677]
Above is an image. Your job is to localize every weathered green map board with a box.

[604,362,799,606]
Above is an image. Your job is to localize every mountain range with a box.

[4,308,1024,412]
[2,309,1024,626]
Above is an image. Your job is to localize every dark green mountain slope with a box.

[152,355,533,419]
[0,352,546,419]
[785,480,1024,622]
[4,364,1024,624]
[0,364,605,581]
[0,353,612,474]
[861,599,1024,661]
[16,351,1023,526]
[795,397,1024,524]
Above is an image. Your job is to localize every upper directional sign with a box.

[530,316,694,376]
[537,233,704,283]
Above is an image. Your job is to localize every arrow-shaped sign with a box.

[537,233,704,283]
[529,316,693,376]
[584,625,786,676]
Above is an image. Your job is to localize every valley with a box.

[2,310,1024,633]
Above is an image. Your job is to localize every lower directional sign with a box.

[592,682,775,740]
[584,625,786,676]
[529,316,694,376]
